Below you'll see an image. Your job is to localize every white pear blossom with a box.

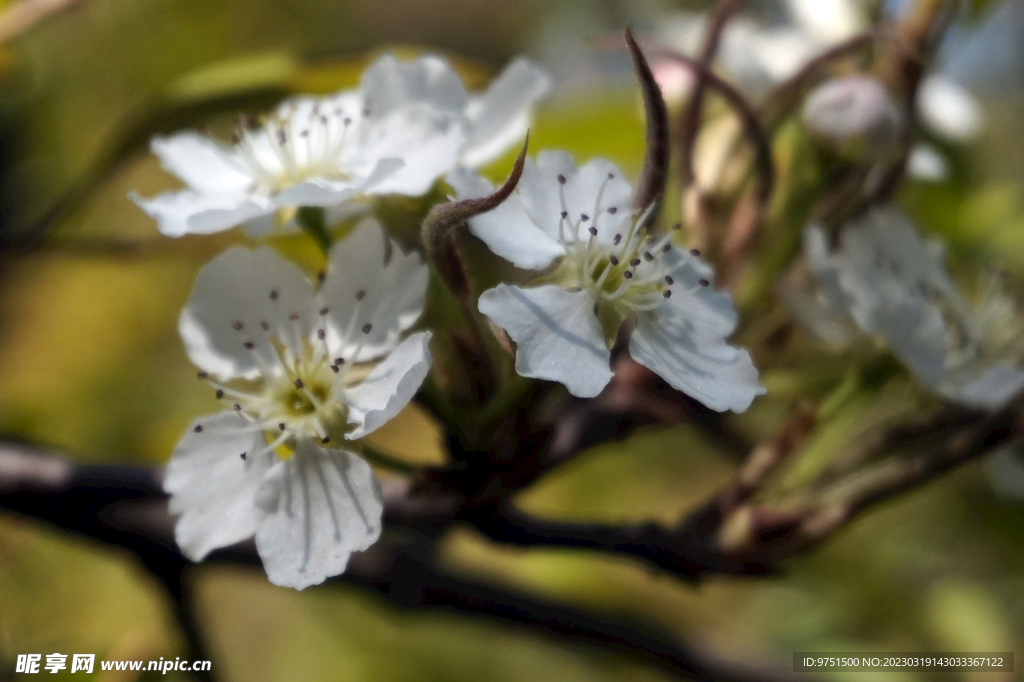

[165,219,431,589]
[805,207,1024,410]
[447,151,764,411]
[132,54,550,238]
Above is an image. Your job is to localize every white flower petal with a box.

[907,143,950,182]
[358,107,465,196]
[150,132,254,193]
[361,54,468,119]
[918,74,983,142]
[254,442,383,590]
[272,158,404,207]
[320,219,428,361]
[478,284,613,398]
[562,157,634,237]
[129,190,270,238]
[656,247,739,335]
[516,152,573,235]
[784,0,864,43]
[630,304,765,413]
[241,213,278,238]
[446,167,564,270]
[344,331,433,439]
[461,58,552,168]
[872,292,949,386]
[164,412,273,561]
[180,246,315,379]
[937,364,1024,411]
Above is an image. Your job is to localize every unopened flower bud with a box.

[802,75,904,163]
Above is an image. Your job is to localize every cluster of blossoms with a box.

[137,10,1006,589]
[134,47,771,588]
[144,54,552,588]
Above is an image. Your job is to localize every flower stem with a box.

[297,206,332,255]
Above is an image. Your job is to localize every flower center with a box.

[197,290,384,460]
[228,102,368,191]
[551,174,710,315]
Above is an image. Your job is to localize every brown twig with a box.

[653,50,774,206]
[676,0,745,190]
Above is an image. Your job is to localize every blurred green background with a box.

[1,0,1023,680]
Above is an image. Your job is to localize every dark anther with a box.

[243,341,255,350]
[588,227,598,236]
[698,278,710,287]
[321,437,330,444]
[560,211,568,219]
[317,272,326,283]
[240,452,247,461]
[690,248,701,256]
[663,290,672,298]
[624,271,634,279]
[610,255,620,266]
[294,378,304,389]
[330,365,339,373]
[194,425,203,433]
[581,214,590,222]
[672,223,682,231]
[344,117,352,126]
[356,290,366,301]
[233,403,242,411]
[362,323,373,334]
[319,307,329,316]
[197,371,208,379]
[665,275,674,285]
[288,312,300,321]
[613,234,622,245]
[232,321,244,331]
[317,329,326,340]
[608,207,618,214]
[216,389,224,399]
[279,423,286,432]
[270,290,279,300]
[662,244,671,252]
[607,173,615,180]
[630,258,641,267]
[644,251,654,261]
[557,174,566,184]
[260,320,270,331]
[334,357,345,365]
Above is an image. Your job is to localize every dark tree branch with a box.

[0,442,799,682]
